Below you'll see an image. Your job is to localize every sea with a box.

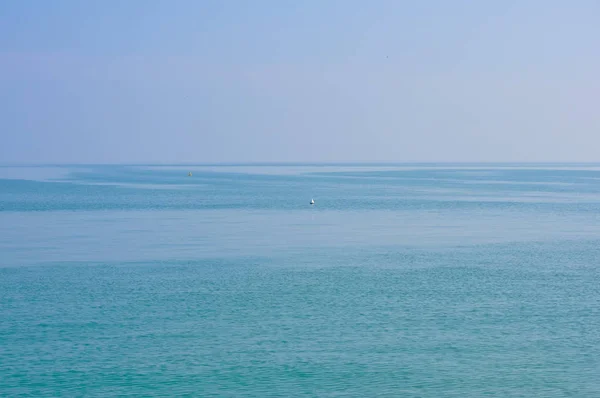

[1,164,600,397]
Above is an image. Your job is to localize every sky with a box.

[0,0,599,163]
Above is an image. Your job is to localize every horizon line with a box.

[4,161,600,167]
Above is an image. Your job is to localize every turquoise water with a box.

[1,164,600,396]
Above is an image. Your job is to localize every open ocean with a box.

[1,164,600,397]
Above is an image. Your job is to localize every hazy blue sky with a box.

[1,0,598,163]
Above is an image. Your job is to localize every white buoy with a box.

[310,199,315,205]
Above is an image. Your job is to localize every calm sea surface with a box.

[1,164,600,396]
